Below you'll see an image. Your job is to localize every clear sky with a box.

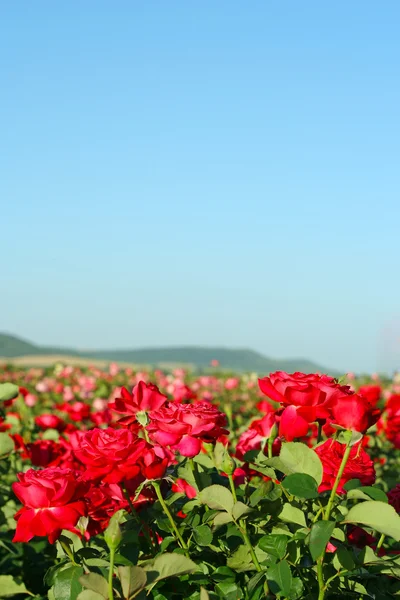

[1,1,400,374]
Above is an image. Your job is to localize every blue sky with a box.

[1,1,400,373]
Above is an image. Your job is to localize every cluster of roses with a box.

[9,369,400,548]
[235,372,380,492]
[12,381,228,543]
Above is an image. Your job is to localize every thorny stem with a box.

[228,474,268,592]
[316,557,325,600]
[152,481,189,556]
[228,471,237,500]
[376,533,385,550]
[324,440,352,521]
[267,435,273,459]
[317,437,353,600]
[108,546,115,600]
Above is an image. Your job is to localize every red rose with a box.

[85,481,156,537]
[388,484,400,513]
[147,401,228,457]
[70,428,170,483]
[358,385,382,406]
[26,439,71,468]
[347,525,376,548]
[90,409,112,426]
[85,484,127,536]
[70,428,148,483]
[109,381,168,425]
[378,394,400,448]
[236,413,279,461]
[314,440,375,493]
[258,372,350,441]
[140,444,172,480]
[172,478,197,499]
[256,399,276,413]
[12,468,88,543]
[0,419,11,432]
[329,394,380,433]
[259,372,348,406]
[171,384,197,403]
[35,414,66,432]
[58,401,91,422]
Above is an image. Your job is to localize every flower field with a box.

[1,363,400,600]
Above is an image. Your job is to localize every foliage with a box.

[0,362,399,599]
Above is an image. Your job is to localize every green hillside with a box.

[0,333,78,358]
[0,333,337,375]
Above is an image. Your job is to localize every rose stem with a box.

[317,436,353,600]
[228,473,268,592]
[108,546,115,600]
[152,480,189,556]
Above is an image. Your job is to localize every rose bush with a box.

[1,367,400,600]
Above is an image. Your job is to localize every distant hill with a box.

[0,333,337,375]
[0,333,79,358]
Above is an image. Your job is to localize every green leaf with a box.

[213,441,231,470]
[332,547,355,571]
[249,480,274,506]
[258,534,288,559]
[343,479,362,491]
[213,512,233,528]
[42,428,60,441]
[0,383,19,401]
[247,572,266,596]
[249,464,276,479]
[232,501,253,520]
[309,521,335,561]
[346,486,388,503]
[0,432,14,457]
[215,582,241,600]
[0,576,30,597]
[268,442,323,485]
[279,503,306,527]
[288,577,304,600]
[117,566,147,599]
[193,525,213,546]
[44,562,70,588]
[336,429,363,446]
[58,532,83,555]
[360,546,381,564]
[267,560,292,597]
[227,544,253,572]
[211,567,236,582]
[85,560,111,568]
[77,592,105,600]
[331,527,345,542]
[344,501,400,541]
[160,536,175,552]
[199,485,234,514]
[343,581,370,596]
[54,566,84,600]
[282,473,318,499]
[79,574,108,599]
[143,553,198,585]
